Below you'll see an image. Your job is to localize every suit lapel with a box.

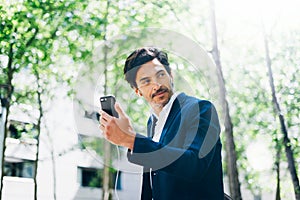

[159,93,186,143]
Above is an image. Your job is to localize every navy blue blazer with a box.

[128,93,224,200]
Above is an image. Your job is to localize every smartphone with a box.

[100,95,119,118]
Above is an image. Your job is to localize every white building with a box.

[0,100,142,200]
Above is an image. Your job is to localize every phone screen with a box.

[100,95,119,117]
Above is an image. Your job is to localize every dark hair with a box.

[123,47,171,88]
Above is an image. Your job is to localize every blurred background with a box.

[0,0,299,199]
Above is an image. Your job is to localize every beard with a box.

[151,86,173,107]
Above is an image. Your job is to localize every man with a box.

[100,47,224,199]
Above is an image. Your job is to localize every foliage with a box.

[0,0,299,199]
[220,13,300,198]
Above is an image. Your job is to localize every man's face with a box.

[135,58,174,114]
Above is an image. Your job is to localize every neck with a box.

[151,103,163,116]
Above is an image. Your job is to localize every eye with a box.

[141,79,151,86]
[157,71,166,78]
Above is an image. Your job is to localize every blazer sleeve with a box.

[127,100,221,181]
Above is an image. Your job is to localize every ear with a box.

[135,88,143,96]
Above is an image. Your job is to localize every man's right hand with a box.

[100,102,135,150]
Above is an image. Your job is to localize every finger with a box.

[100,112,111,129]
[99,124,105,131]
[99,111,106,122]
[100,110,112,121]
[100,117,108,127]
[99,111,103,122]
[100,123,109,136]
[114,102,126,118]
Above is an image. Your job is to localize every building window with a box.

[79,167,102,188]
[4,160,35,178]
[8,120,37,139]
[78,167,120,189]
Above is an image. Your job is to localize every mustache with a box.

[152,87,168,98]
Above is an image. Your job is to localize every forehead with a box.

[136,58,165,78]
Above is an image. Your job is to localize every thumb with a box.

[115,102,126,118]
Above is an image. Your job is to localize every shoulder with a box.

[177,93,214,110]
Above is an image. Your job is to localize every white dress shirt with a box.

[151,92,181,142]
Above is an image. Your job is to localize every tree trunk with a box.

[275,135,281,200]
[35,115,59,200]
[102,1,112,199]
[43,126,58,200]
[209,0,242,199]
[33,69,43,200]
[262,23,300,200]
[49,132,57,200]
[0,41,14,199]
[51,155,57,200]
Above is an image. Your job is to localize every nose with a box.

[151,81,161,90]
